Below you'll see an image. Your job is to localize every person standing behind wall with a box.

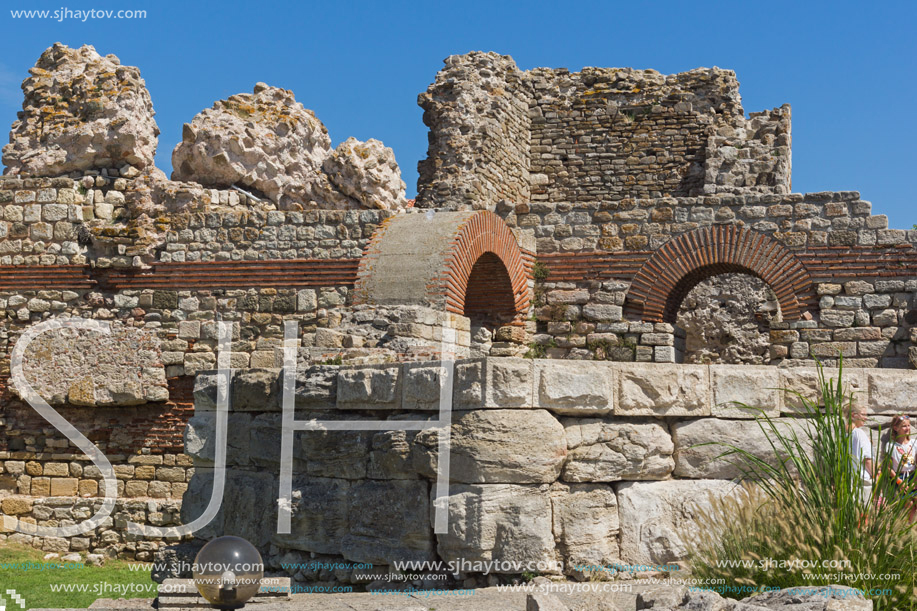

[847,405,874,505]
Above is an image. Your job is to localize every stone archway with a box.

[353,210,530,319]
[625,225,814,323]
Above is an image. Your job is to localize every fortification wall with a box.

[173,358,913,585]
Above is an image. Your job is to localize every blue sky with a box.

[1,1,914,228]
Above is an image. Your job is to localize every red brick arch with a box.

[625,225,814,323]
[354,210,531,319]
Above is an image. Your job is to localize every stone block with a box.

[301,427,371,480]
[2,497,33,515]
[616,480,743,564]
[402,361,449,411]
[414,409,566,484]
[293,366,337,410]
[272,477,350,555]
[672,418,813,478]
[342,480,434,565]
[78,480,98,496]
[780,367,866,413]
[820,310,855,327]
[868,370,917,413]
[435,484,555,570]
[534,360,613,416]
[550,483,619,573]
[31,478,50,496]
[616,363,709,416]
[124,481,149,497]
[183,352,216,376]
[454,358,534,409]
[561,419,674,482]
[43,462,69,477]
[711,365,780,418]
[156,467,186,483]
[50,478,78,496]
[232,369,280,411]
[337,364,401,409]
[181,469,275,547]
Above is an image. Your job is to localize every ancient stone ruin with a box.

[1,44,916,595]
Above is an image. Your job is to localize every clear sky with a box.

[2,1,914,228]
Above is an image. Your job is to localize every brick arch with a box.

[354,210,530,318]
[625,225,814,323]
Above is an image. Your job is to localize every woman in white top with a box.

[883,414,916,522]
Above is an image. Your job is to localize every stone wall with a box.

[179,358,912,585]
[417,54,793,209]
[416,52,531,210]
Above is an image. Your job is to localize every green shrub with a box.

[690,359,917,610]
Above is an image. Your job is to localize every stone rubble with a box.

[3,43,158,176]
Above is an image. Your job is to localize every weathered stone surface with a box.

[322,137,407,210]
[780,367,866,413]
[19,323,166,406]
[402,361,448,411]
[562,419,674,482]
[171,83,331,208]
[181,468,275,547]
[3,43,158,176]
[184,412,253,467]
[711,365,780,418]
[616,479,742,564]
[293,366,337,409]
[454,358,534,408]
[231,368,280,411]
[337,364,400,408]
[550,483,619,573]
[616,363,709,416]
[671,418,813,479]
[435,484,556,570]
[744,585,872,611]
[867,370,917,413]
[341,480,434,565]
[676,274,777,365]
[300,426,371,480]
[271,477,350,555]
[534,360,613,415]
[415,409,566,483]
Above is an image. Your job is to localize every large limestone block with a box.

[171,83,331,208]
[293,366,338,410]
[300,426,371,480]
[710,365,780,418]
[271,477,350,555]
[867,369,917,413]
[231,369,280,411]
[414,409,566,483]
[3,43,159,176]
[671,418,813,479]
[435,484,556,571]
[780,367,866,414]
[534,361,614,416]
[337,364,401,409]
[181,468,275,547]
[616,479,742,565]
[19,323,167,406]
[341,480,434,565]
[454,358,534,409]
[402,361,449,411]
[562,419,674,482]
[322,137,407,210]
[184,412,253,467]
[616,363,709,416]
[550,483,619,573]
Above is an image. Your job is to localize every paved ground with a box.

[37,581,668,610]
